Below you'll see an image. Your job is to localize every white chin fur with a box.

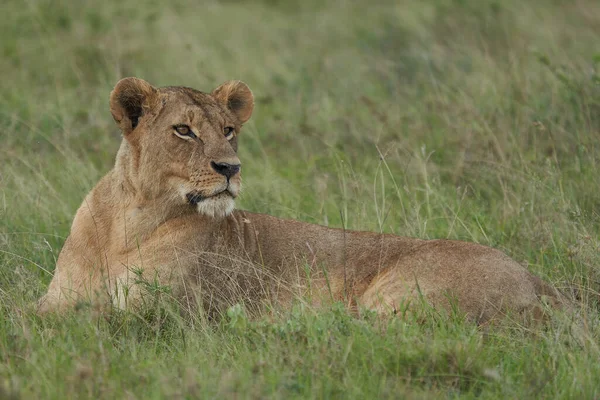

[196,196,235,218]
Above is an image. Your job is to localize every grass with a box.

[1,0,600,397]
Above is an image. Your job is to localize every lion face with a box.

[109,78,254,218]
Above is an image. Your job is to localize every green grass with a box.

[1,0,600,398]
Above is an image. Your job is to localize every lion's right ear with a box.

[212,80,254,124]
[109,77,159,134]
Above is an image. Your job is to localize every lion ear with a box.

[211,80,254,124]
[109,77,159,134]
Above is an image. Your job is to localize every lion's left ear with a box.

[110,77,160,135]
[211,80,254,124]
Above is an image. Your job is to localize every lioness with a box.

[38,77,560,322]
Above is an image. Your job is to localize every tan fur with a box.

[38,78,562,323]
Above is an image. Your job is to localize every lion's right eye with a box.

[173,125,196,139]
[224,127,235,140]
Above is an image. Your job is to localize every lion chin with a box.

[195,193,235,218]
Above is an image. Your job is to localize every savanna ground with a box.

[1,0,600,398]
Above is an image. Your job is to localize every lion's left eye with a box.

[174,125,196,139]
[224,127,235,140]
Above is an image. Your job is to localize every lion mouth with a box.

[186,189,233,205]
[186,192,205,205]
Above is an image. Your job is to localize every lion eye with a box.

[174,125,196,139]
[224,127,235,140]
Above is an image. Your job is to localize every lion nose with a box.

[211,161,241,179]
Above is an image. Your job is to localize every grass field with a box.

[1,0,600,398]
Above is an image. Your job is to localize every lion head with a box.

[109,77,254,218]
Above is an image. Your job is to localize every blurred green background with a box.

[1,0,599,398]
